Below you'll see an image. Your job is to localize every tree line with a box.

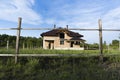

[0,34,43,49]
[84,40,120,50]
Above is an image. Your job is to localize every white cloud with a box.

[0,0,42,25]
[45,1,103,28]
[103,7,120,29]
[99,7,120,43]
[45,1,120,43]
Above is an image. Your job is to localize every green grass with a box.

[0,48,120,56]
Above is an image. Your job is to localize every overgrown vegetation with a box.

[0,56,120,80]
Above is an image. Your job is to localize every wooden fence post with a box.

[23,42,25,50]
[15,17,22,64]
[98,19,103,62]
[119,33,120,52]
[7,40,9,50]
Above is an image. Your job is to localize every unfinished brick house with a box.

[41,28,85,50]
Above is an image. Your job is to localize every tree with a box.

[111,40,119,49]
[103,41,107,49]
[87,43,99,50]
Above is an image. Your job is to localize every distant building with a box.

[41,28,85,50]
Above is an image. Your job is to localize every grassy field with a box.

[0,48,120,54]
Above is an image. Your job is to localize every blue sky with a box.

[0,0,120,44]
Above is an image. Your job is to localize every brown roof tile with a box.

[41,28,83,37]
[70,37,85,41]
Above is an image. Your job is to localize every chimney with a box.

[66,25,68,29]
[54,24,56,29]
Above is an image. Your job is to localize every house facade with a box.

[41,28,85,50]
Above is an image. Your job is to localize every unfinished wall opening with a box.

[59,33,64,39]
[60,33,65,45]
